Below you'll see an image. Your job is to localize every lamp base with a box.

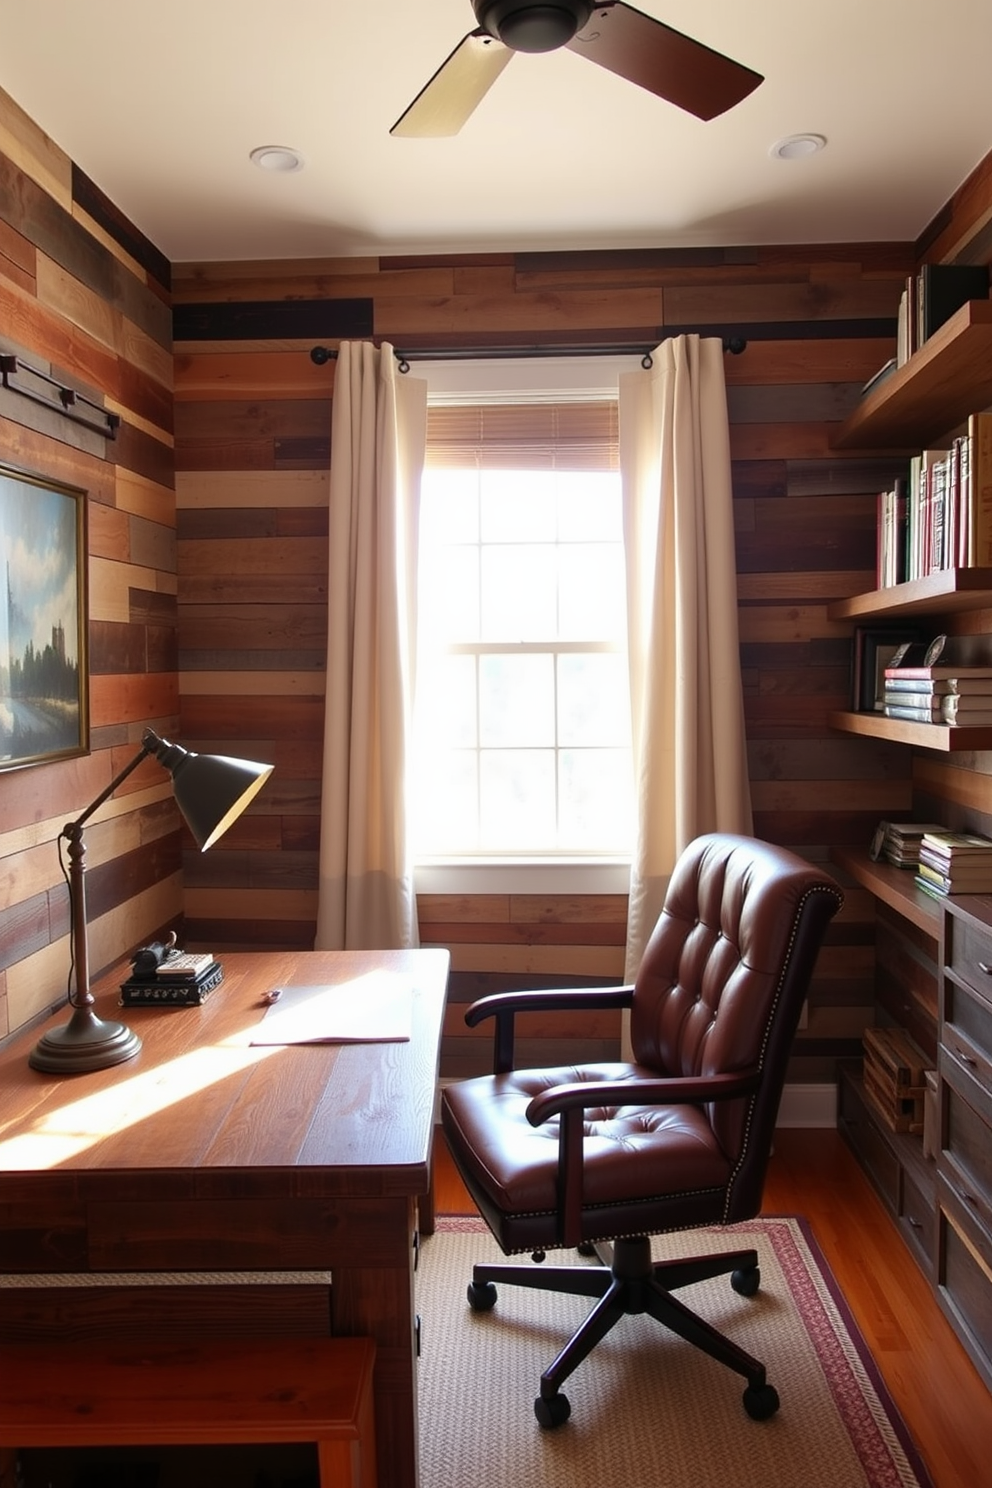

[29,1003,142,1074]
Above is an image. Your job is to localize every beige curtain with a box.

[619,335,753,978]
[315,341,427,949]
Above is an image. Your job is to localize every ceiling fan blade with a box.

[567,2,763,121]
[390,30,513,137]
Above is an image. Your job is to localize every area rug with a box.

[417,1217,933,1488]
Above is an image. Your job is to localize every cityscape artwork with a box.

[0,463,87,771]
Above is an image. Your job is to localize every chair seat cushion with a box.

[442,1063,733,1219]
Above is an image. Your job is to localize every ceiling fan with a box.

[390,1,763,137]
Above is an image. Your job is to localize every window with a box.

[412,395,634,862]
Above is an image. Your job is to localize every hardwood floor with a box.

[432,1127,991,1488]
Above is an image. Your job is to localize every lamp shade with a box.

[167,747,274,850]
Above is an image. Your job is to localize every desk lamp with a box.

[29,728,274,1075]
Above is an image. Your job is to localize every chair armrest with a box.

[526,1066,761,1250]
[525,1068,761,1125]
[464,985,635,1074]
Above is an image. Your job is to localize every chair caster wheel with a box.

[467,1280,497,1311]
[534,1391,571,1429]
[742,1382,780,1420]
[731,1264,761,1297]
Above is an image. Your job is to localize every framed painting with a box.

[0,462,89,770]
[852,625,925,713]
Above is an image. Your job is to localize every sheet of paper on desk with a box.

[250,971,413,1044]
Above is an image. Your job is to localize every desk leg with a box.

[419,1146,436,1238]
[332,1197,420,1488]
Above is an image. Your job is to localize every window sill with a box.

[414,859,631,895]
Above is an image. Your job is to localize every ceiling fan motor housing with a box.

[473,1,594,53]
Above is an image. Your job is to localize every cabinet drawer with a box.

[942,977,992,1091]
[939,1077,992,1234]
[838,1071,900,1210]
[938,1192,992,1390]
[944,915,992,1008]
[899,1166,935,1274]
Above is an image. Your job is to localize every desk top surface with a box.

[0,949,449,1198]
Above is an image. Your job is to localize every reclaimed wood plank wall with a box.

[0,86,179,1042]
[171,242,917,1082]
[5,77,992,1085]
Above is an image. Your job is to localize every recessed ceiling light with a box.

[249,145,304,173]
[770,134,826,161]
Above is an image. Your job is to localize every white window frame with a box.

[413,354,642,896]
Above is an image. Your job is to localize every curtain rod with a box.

[309,336,747,372]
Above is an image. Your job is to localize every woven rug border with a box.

[433,1212,935,1488]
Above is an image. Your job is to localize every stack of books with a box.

[883,663,992,726]
[875,821,945,869]
[120,949,223,1006]
[916,831,992,898]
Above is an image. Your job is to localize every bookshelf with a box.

[832,298,992,450]
[828,298,992,1303]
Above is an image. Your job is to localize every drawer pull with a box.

[957,1186,979,1207]
[978,961,992,976]
[906,1215,923,1229]
[958,1053,978,1067]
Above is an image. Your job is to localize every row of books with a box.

[882,662,992,726]
[894,262,989,367]
[875,413,992,587]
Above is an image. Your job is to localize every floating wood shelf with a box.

[832,299,992,451]
[828,710,992,751]
[831,846,939,936]
[827,567,992,621]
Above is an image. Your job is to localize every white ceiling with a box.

[1,0,991,265]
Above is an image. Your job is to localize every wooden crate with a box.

[862,1025,930,1134]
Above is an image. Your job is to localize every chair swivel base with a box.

[466,1234,780,1428]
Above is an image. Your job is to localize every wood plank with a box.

[0,86,72,210]
[374,288,661,337]
[174,350,334,399]
[175,468,328,509]
[664,279,903,325]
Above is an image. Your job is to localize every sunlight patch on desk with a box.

[0,1038,281,1170]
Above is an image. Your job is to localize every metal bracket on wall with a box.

[0,354,120,440]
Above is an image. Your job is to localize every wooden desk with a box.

[0,948,449,1488]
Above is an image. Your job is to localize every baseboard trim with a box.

[436,1079,838,1129]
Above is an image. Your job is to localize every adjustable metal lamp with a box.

[29,728,274,1075]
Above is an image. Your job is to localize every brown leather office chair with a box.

[440,833,843,1428]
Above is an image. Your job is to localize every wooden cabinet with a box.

[827,300,992,1325]
[833,849,938,1280]
[937,897,992,1392]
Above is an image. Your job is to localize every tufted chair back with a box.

[627,833,843,1220]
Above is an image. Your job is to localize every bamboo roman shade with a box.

[425,402,619,472]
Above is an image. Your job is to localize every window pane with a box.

[420,545,480,641]
[480,471,556,542]
[421,469,479,543]
[557,654,630,746]
[479,654,555,745]
[559,748,635,848]
[558,543,626,639]
[412,749,479,853]
[417,653,477,747]
[557,473,623,540]
[480,750,556,847]
[481,545,557,639]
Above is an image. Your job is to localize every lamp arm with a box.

[62,729,163,839]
